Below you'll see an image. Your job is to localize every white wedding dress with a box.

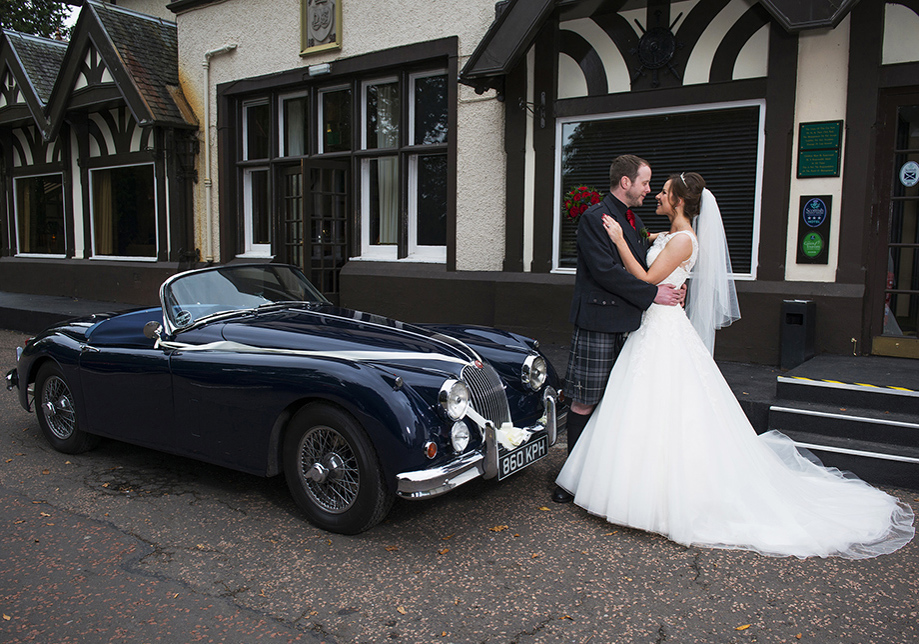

[557,230,914,559]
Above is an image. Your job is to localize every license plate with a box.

[498,434,549,480]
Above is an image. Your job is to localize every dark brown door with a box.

[870,91,919,358]
[279,159,350,305]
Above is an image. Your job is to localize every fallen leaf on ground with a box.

[538,506,551,511]
[489,525,508,532]
[2,615,10,621]
[397,606,407,615]
[441,534,454,540]
[439,548,450,555]
[385,546,399,552]
[735,624,751,631]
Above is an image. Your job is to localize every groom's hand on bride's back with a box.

[653,284,684,306]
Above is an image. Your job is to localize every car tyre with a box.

[35,363,99,454]
[284,403,393,534]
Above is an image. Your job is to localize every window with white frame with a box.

[359,70,448,260]
[556,101,764,277]
[231,66,450,264]
[14,173,66,256]
[241,99,272,257]
[360,77,400,258]
[280,92,309,157]
[90,164,157,259]
[243,167,271,256]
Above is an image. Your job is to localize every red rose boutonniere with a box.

[563,186,602,222]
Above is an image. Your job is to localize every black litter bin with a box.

[780,299,816,369]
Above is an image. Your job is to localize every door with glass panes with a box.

[870,91,919,358]
[279,160,350,305]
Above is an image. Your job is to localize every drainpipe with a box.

[202,43,237,263]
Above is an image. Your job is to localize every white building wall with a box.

[171,0,505,269]
[784,18,850,282]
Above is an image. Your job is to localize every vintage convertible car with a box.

[6,264,565,533]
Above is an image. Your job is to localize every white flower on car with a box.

[496,421,532,450]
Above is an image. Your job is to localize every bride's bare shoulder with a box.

[662,231,695,260]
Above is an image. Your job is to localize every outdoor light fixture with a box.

[308,63,331,76]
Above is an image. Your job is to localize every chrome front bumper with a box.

[396,388,564,499]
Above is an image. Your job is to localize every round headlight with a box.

[439,379,470,420]
[522,354,548,391]
[451,421,471,452]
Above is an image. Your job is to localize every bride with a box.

[556,172,914,559]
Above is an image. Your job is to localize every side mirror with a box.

[143,320,162,340]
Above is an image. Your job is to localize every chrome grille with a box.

[462,362,510,426]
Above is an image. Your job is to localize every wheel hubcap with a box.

[42,376,76,440]
[298,425,359,513]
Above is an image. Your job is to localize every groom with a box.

[553,155,683,503]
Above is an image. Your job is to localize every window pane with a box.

[414,74,448,145]
[92,165,156,257]
[368,157,398,245]
[322,88,352,152]
[246,102,270,159]
[283,96,308,156]
[248,168,271,245]
[416,154,446,246]
[16,175,65,254]
[560,106,760,272]
[366,80,400,150]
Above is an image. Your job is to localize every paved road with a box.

[1,328,917,643]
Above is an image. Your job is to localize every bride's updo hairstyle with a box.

[669,172,706,219]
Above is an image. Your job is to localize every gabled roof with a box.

[460,0,861,88]
[0,30,67,130]
[45,0,195,140]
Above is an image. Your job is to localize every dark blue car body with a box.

[7,264,565,533]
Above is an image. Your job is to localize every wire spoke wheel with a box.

[35,363,98,454]
[41,375,76,440]
[284,403,394,534]
[297,425,360,513]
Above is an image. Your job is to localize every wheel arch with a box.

[264,387,418,489]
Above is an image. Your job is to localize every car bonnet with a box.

[216,305,480,368]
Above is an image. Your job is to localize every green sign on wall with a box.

[797,120,843,178]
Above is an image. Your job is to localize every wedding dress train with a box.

[556,231,914,558]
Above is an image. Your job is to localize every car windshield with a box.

[162,264,329,330]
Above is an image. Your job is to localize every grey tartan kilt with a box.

[565,326,628,406]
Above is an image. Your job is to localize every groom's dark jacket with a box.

[569,193,658,333]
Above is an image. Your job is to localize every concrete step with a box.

[775,375,919,414]
[779,429,919,490]
[769,401,919,449]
